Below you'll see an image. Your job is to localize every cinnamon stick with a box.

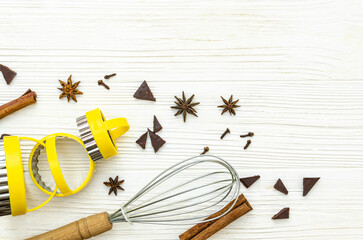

[0,89,37,119]
[179,194,252,240]
[191,202,252,240]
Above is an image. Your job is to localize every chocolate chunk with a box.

[272,207,289,220]
[133,81,156,101]
[153,115,162,133]
[240,175,260,188]
[136,131,148,149]
[274,178,288,195]
[0,64,17,85]
[148,129,165,153]
[303,177,320,196]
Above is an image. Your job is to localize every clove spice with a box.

[98,80,110,90]
[243,140,251,150]
[104,73,116,79]
[220,128,230,139]
[240,132,254,138]
[201,147,209,155]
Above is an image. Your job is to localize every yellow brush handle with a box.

[26,212,113,240]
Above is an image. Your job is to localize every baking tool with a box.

[28,108,129,196]
[76,108,129,162]
[27,155,240,240]
[1,108,129,216]
[0,136,57,216]
[29,133,95,197]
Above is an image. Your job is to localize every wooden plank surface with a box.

[1,0,363,239]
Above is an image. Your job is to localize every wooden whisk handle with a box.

[26,212,113,240]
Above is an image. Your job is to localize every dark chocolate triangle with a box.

[148,129,165,153]
[153,115,162,133]
[272,207,289,219]
[274,178,288,195]
[303,177,320,196]
[0,64,17,85]
[240,175,260,188]
[136,131,148,149]
[133,81,156,101]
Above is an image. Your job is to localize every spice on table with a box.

[243,139,252,150]
[104,73,116,79]
[0,89,37,120]
[98,80,110,90]
[133,80,156,101]
[201,147,209,155]
[220,128,230,139]
[0,64,17,85]
[303,177,320,196]
[103,176,124,196]
[274,178,288,195]
[136,131,148,149]
[272,207,289,220]
[218,95,240,115]
[179,194,252,240]
[153,115,162,133]
[148,129,166,153]
[171,91,200,122]
[240,175,260,188]
[58,75,83,102]
[240,132,254,138]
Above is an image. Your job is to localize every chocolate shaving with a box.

[153,115,162,133]
[0,134,11,139]
[133,81,156,101]
[272,207,289,220]
[274,178,288,195]
[136,131,148,149]
[0,64,17,85]
[303,177,320,196]
[148,129,165,153]
[240,175,260,188]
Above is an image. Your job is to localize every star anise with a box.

[171,91,200,122]
[58,75,83,102]
[103,176,124,196]
[218,95,240,115]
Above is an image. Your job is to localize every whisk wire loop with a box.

[109,155,240,225]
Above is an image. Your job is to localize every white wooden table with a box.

[1,0,363,239]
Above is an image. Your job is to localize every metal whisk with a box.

[27,155,241,240]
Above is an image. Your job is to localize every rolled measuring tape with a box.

[76,108,130,162]
[0,136,57,216]
[29,133,95,197]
